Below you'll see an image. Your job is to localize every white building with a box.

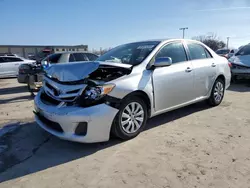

[0,45,88,58]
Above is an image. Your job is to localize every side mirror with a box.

[154,57,172,67]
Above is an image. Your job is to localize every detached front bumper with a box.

[34,91,119,143]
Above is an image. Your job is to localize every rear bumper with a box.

[17,74,28,83]
[34,91,119,143]
[231,68,250,76]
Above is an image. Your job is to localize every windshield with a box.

[235,45,250,56]
[96,41,160,65]
[216,49,230,55]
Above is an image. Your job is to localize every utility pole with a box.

[226,37,230,49]
[179,27,188,39]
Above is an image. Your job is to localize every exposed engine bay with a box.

[41,62,131,108]
[87,65,131,83]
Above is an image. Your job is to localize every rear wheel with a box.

[207,78,225,106]
[112,97,148,140]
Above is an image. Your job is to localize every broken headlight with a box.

[84,84,115,100]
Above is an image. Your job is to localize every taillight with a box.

[228,61,232,68]
[19,68,25,73]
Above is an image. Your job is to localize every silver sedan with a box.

[0,56,35,78]
[34,39,231,143]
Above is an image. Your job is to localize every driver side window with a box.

[156,42,187,64]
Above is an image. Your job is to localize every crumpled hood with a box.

[229,55,250,67]
[45,61,132,82]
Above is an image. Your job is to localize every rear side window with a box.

[12,57,23,61]
[86,53,98,61]
[73,53,88,61]
[156,42,187,64]
[187,43,208,60]
[45,54,61,63]
[0,57,23,62]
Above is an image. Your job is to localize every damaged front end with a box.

[40,62,132,108]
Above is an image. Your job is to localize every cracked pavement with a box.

[1,78,250,188]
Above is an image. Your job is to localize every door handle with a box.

[185,67,192,72]
[211,63,216,67]
[15,63,19,65]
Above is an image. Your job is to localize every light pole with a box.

[179,27,188,39]
[226,37,230,49]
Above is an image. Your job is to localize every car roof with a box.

[0,55,19,57]
[0,56,31,60]
[127,38,205,44]
[53,52,97,55]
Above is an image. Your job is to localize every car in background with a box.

[27,53,36,60]
[0,56,35,78]
[216,48,236,59]
[229,43,250,81]
[34,39,231,143]
[40,51,98,68]
[19,52,98,92]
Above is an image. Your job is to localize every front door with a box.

[152,42,195,113]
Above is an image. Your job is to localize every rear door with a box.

[185,42,217,98]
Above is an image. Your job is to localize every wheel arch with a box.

[208,74,226,97]
[122,90,152,117]
[216,74,226,84]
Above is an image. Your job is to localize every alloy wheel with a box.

[214,81,224,103]
[121,102,144,134]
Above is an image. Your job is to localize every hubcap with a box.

[214,81,224,103]
[121,102,144,134]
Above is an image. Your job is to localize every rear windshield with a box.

[235,45,250,56]
[216,49,230,55]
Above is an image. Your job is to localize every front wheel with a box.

[112,97,148,140]
[207,78,225,106]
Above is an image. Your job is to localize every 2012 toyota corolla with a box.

[34,39,231,143]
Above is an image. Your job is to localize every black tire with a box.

[111,96,148,140]
[207,78,225,106]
